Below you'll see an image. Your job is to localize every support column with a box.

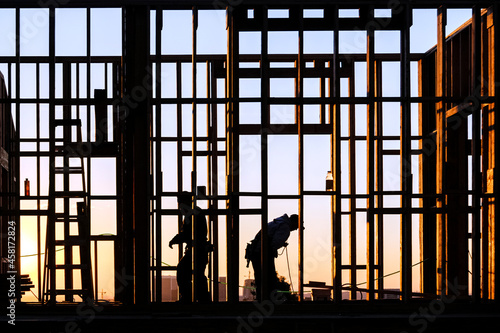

[332,5,342,303]
[191,6,199,303]
[47,5,57,304]
[260,5,270,301]
[445,114,469,297]
[481,5,490,302]
[400,4,412,302]
[226,7,240,303]
[122,5,151,305]
[436,6,447,296]
[154,7,163,304]
[471,5,482,302]
[493,2,500,301]
[419,56,437,298]
[348,62,357,300]
[297,5,305,302]
[209,60,220,301]
[62,62,73,302]
[375,59,384,299]
[366,7,376,301]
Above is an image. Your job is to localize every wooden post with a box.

[366,7,376,301]
[123,5,151,305]
[436,6,447,296]
[481,8,491,301]
[191,6,199,303]
[62,62,73,302]
[210,60,220,301]
[419,56,437,298]
[297,5,305,302]
[154,7,163,303]
[47,5,57,305]
[349,62,357,300]
[226,7,240,303]
[493,2,500,301]
[332,5,342,303]
[375,59,384,300]
[260,5,270,301]
[471,5,482,302]
[400,3,412,303]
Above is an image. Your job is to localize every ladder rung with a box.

[54,145,90,156]
[54,191,87,198]
[21,285,35,291]
[54,237,87,245]
[54,218,81,223]
[55,119,82,127]
[54,167,84,174]
[55,264,89,269]
[55,213,83,217]
[53,289,87,296]
[54,214,81,221]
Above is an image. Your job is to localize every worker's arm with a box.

[270,224,291,255]
[168,233,183,248]
[169,216,192,248]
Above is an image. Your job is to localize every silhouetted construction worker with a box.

[169,192,211,302]
[245,214,300,301]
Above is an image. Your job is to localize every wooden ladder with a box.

[43,118,93,304]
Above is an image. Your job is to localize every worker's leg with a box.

[194,251,210,302]
[268,257,278,294]
[177,251,192,302]
[251,253,261,301]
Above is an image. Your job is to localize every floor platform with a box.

[7,301,500,332]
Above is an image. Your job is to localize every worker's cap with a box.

[289,214,304,230]
[177,191,192,205]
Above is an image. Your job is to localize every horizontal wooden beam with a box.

[1,0,494,9]
[445,102,474,119]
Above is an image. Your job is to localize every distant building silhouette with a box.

[161,276,178,302]
[218,277,227,301]
[242,279,255,301]
[382,289,401,300]
[158,275,229,302]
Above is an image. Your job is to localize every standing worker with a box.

[245,214,301,300]
[169,192,212,302]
